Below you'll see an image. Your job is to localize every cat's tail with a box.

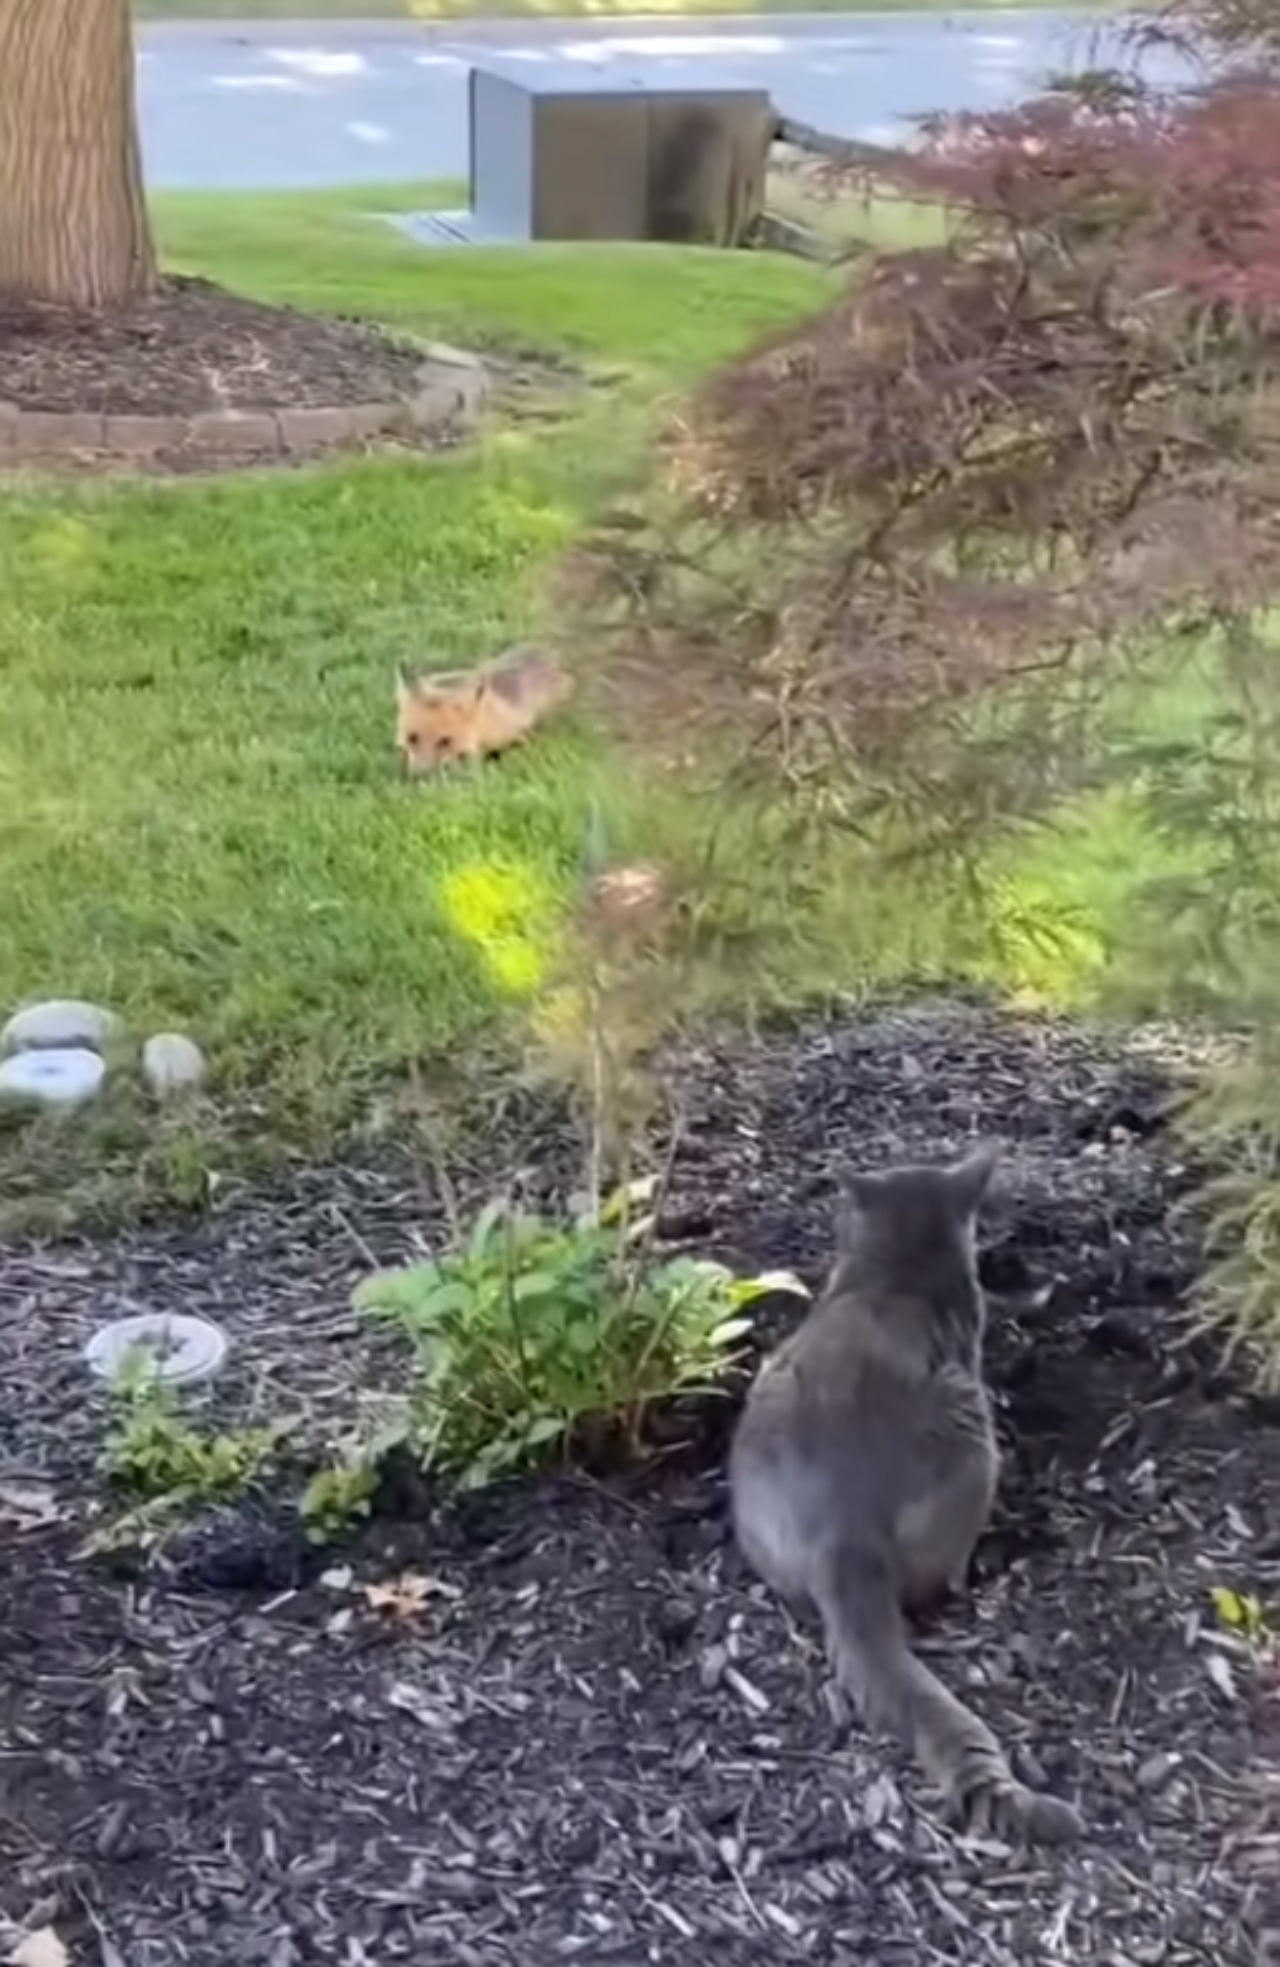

[814,1548,1083,1846]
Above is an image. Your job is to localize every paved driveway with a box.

[136,9,1187,190]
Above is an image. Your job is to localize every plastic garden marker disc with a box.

[83,1312,230,1388]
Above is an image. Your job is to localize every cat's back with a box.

[742,1285,925,1439]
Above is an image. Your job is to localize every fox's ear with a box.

[398,665,451,703]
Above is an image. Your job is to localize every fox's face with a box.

[395,669,482,774]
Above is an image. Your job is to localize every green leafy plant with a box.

[297,1405,414,1542]
[299,1456,381,1544]
[99,1350,291,1511]
[354,1185,805,1490]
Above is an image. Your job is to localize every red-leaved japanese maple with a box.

[563,0,1280,1377]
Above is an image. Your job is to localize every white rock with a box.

[142,1031,207,1096]
[1,998,120,1055]
[0,1046,106,1108]
[83,1312,229,1387]
[419,340,486,372]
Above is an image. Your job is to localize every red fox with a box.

[395,645,574,774]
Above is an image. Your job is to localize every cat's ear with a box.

[396,664,422,701]
[840,1168,890,1211]
[946,1140,1001,1216]
[834,1166,888,1244]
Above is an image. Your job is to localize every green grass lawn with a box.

[0,180,1198,1228]
[0,187,841,1223]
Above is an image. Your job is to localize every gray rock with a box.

[0,1045,106,1107]
[418,340,486,373]
[142,1031,207,1096]
[1,997,120,1054]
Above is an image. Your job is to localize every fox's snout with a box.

[399,728,468,774]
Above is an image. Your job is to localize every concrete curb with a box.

[0,346,489,466]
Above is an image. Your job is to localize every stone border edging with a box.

[0,344,489,464]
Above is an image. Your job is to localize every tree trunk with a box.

[0,0,156,308]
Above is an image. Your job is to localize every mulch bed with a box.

[1,999,1278,1965]
[0,275,429,418]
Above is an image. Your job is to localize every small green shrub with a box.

[354,1187,804,1489]
[297,1406,413,1542]
[99,1352,291,1510]
[1175,1048,1280,1390]
[299,1456,381,1543]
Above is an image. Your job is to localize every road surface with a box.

[135,9,1185,191]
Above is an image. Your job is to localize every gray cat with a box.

[729,1143,1083,1845]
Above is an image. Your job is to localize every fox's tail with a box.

[814,1549,1082,1846]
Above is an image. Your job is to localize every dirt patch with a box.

[1,1000,1277,1965]
[0,275,431,419]
[0,279,489,476]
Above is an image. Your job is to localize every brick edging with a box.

[0,345,489,463]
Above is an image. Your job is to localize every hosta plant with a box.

[354,1187,806,1490]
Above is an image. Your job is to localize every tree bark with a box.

[0,0,156,308]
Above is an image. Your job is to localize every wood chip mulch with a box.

[1,999,1278,1965]
[0,274,429,418]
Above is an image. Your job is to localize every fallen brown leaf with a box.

[362,1571,459,1618]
